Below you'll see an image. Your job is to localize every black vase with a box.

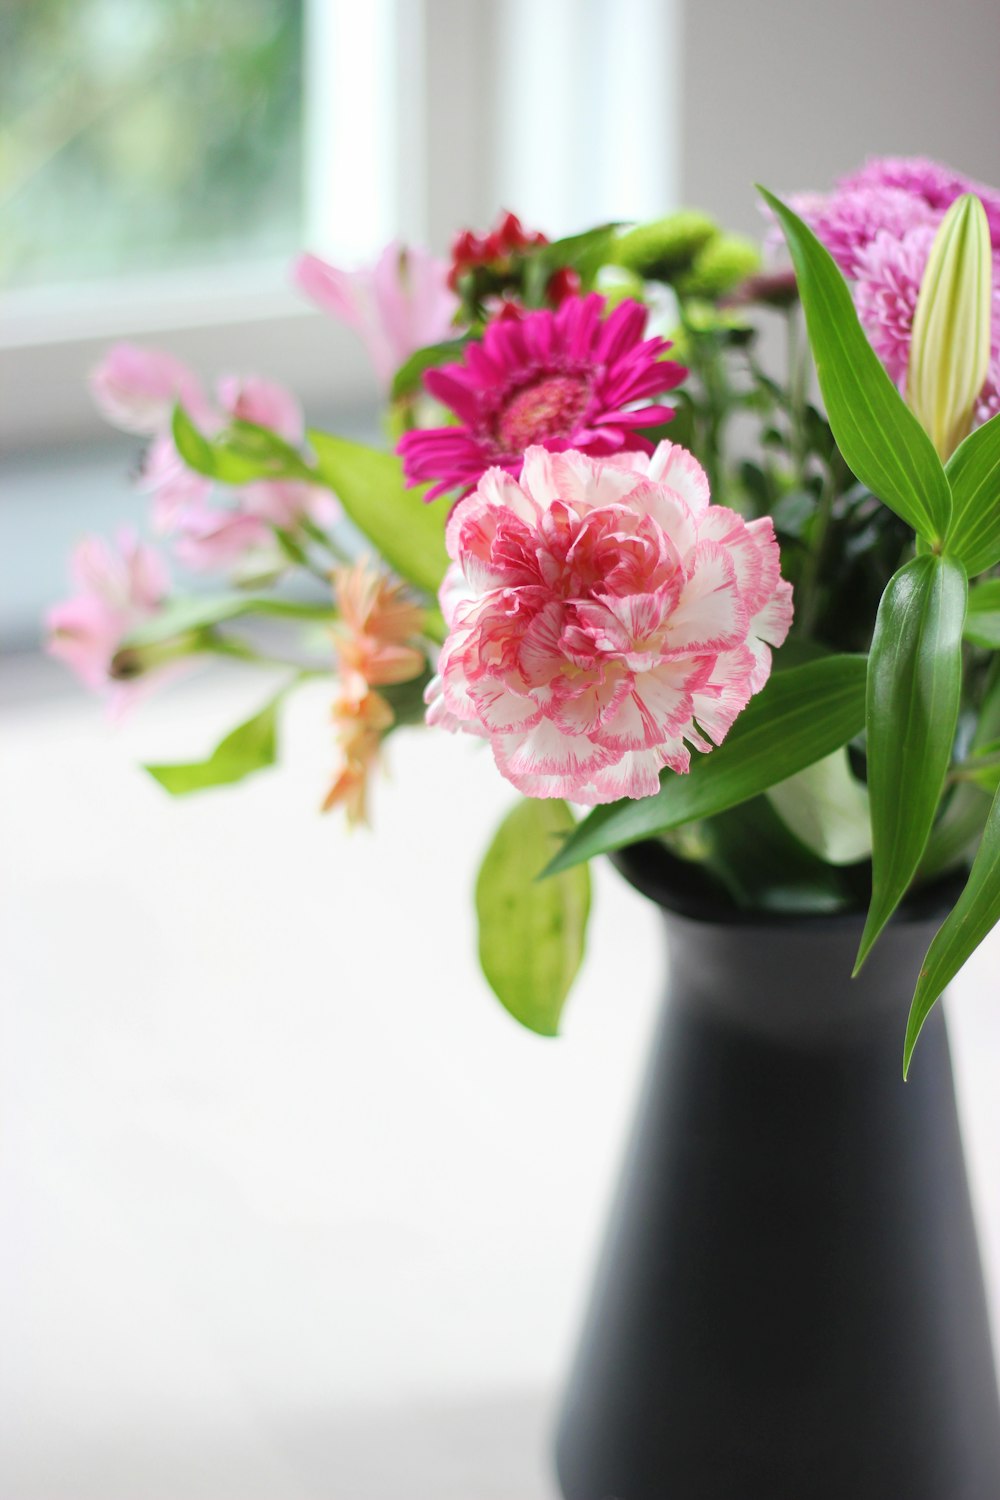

[555,843,1000,1500]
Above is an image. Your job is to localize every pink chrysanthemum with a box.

[397,294,686,501]
[426,443,792,805]
[787,186,937,278]
[838,156,1000,240]
[853,225,938,386]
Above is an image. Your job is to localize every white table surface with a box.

[3,658,1000,1500]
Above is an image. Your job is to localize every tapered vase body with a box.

[556,851,1000,1500]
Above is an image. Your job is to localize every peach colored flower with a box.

[332,559,427,689]
[323,561,428,824]
[427,443,793,805]
[322,686,394,826]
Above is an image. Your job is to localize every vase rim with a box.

[611,840,965,930]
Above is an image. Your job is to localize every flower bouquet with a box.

[50,160,1000,1072]
[48,159,1000,1494]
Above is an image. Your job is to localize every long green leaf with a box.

[390,337,473,402]
[544,654,868,876]
[145,690,283,795]
[759,187,951,544]
[856,555,967,970]
[904,779,1000,1075]
[964,577,1000,648]
[123,593,335,649]
[307,431,449,598]
[172,407,308,485]
[476,798,591,1036]
[944,412,1000,575]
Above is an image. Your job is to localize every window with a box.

[0,0,680,448]
[3,1,305,292]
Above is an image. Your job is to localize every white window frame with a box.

[0,0,678,452]
[0,0,428,450]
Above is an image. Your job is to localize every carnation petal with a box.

[646,441,711,516]
[666,543,747,651]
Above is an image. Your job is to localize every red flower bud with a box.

[546,266,582,306]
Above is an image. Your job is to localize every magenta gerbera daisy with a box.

[397,293,686,501]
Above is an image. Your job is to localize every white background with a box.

[3,661,1000,1499]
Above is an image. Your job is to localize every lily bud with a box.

[907,193,992,461]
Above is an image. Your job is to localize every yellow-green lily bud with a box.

[907,193,992,461]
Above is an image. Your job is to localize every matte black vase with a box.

[556,843,1000,1500]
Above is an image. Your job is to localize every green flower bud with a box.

[612,210,718,280]
[676,234,762,301]
[594,264,648,310]
[907,193,992,461]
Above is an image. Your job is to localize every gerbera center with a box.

[495,374,591,454]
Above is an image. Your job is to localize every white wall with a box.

[679,0,1000,234]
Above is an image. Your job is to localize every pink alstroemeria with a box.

[293,241,459,387]
[89,343,208,436]
[45,530,172,711]
[91,343,217,528]
[214,372,338,537]
[427,443,792,805]
[90,346,336,568]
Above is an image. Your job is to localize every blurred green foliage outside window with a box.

[1,0,303,291]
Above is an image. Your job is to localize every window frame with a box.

[0,0,679,452]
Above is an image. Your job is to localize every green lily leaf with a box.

[766,748,872,866]
[964,577,1000,648]
[522,224,619,305]
[686,795,867,914]
[172,407,308,486]
[759,187,951,545]
[945,412,1000,575]
[856,554,967,970]
[390,336,473,402]
[920,658,1000,879]
[307,431,449,598]
[544,654,868,876]
[476,798,591,1036]
[123,593,335,649]
[904,777,1000,1075]
[145,688,285,796]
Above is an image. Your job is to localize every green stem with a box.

[796,469,837,639]
[785,305,810,488]
[300,516,351,566]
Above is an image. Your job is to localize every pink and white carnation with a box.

[427,444,793,805]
